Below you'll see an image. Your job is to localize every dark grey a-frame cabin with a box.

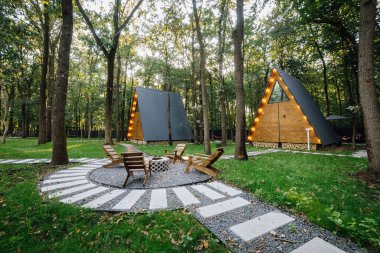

[127,87,193,142]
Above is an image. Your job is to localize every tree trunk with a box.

[192,0,210,154]
[7,84,15,135]
[104,54,115,145]
[315,42,330,116]
[38,2,49,144]
[46,43,56,142]
[121,77,127,140]
[358,0,380,176]
[51,0,73,165]
[115,53,121,143]
[218,0,227,146]
[191,18,199,145]
[233,0,247,160]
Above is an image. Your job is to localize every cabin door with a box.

[268,81,290,146]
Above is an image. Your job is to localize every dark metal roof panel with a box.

[276,68,339,145]
[136,87,193,142]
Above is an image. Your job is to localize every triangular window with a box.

[269,81,289,103]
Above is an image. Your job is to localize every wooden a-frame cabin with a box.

[127,87,193,143]
[247,68,338,150]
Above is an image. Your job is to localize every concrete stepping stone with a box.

[43,176,87,184]
[112,190,146,210]
[291,237,346,253]
[230,211,294,242]
[40,179,89,192]
[207,182,242,196]
[12,159,35,164]
[191,185,225,200]
[49,172,89,178]
[49,183,97,198]
[60,186,109,204]
[82,189,125,208]
[197,197,250,218]
[0,159,16,164]
[149,189,167,210]
[172,187,200,206]
[56,169,93,174]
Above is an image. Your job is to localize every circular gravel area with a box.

[88,162,211,189]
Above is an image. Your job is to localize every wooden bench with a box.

[122,152,151,187]
[184,148,224,177]
[102,145,123,168]
[164,143,187,163]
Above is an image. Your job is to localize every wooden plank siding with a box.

[250,71,319,144]
[131,112,144,140]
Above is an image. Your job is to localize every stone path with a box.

[1,157,363,252]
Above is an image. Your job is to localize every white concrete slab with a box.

[291,237,346,253]
[230,211,294,242]
[76,158,91,162]
[40,179,89,192]
[149,189,167,210]
[172,187,200,206]
[60,187,108,204]
[49,172,88,178]
[79,164,102,168]
[49,183,97,198]
[112,190,146,210]
[43,176,87,184]
[197,197,250,218]
[0,159,16,164]
[191,185,225,200]
[207,182,242,196]
[55,169,93,174]
[12,159,35,164]
[82,189,125,208]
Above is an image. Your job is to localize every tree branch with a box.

[117,0,144,34]
[75,0,109,57]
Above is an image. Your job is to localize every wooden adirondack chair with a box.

[184,148,224,177]
[122,152,151,187]
[102,145,123,168]
[164,143,187,163]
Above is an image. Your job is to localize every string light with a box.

[255,118,259,123]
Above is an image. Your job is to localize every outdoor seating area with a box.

[94,144,218,188]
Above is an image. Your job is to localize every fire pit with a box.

[148,157,170,173]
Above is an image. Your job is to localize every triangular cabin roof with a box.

[248,68,338,145]
[128,87,193,142]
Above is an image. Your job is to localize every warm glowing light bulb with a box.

[133,101,137,106]
[317,138,321,144]
[134,94,137,98]
[273,69,277,74]
[262,98,267,103]
[255,118,259,123]
[266,88,270,93]
[258,108,263,113]
[248,136,252,141]
[270,77,275,83]
[131,113,135,117]
[128,133,132,137]
[297,105,300,110]
[130,120,134,124]
[303,116,307,120]
[251,127,256,131]
[128,126,133,130]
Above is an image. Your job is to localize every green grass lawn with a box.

[134,142,259,156]
[0,164,228,252]
[0,138,126,159]
[217,154,379,250]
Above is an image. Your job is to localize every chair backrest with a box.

[103,145,120,161]
[122,152,145,170]
[204,148,224,167]
[174,144,187,157]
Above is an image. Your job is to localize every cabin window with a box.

[269,81,289,103]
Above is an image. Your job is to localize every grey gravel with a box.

[88,162,211,189]
[188,193,364,253]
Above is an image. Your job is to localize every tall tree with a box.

[192,0,211,154]
[51,0,73,165]
[37,0,49,144]
[233,0,247,160]
[218,0,228,146]
[76,0,143,145]
[358,0,380,177]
